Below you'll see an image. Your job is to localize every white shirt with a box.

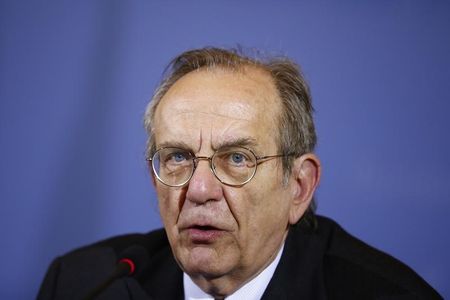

[183,243,285,300]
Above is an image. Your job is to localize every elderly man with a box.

[38,48,441,299]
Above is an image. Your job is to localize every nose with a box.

[185,159,223,204]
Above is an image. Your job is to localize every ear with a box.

[288,153,321,225]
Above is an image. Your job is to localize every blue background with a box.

[1,1,449,298]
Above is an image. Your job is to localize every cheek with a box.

[245,182,291,231]
[222,188,249,228]
[157,186,184,226]
[222,186,271,244]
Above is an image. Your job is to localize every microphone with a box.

[83,245,149,300]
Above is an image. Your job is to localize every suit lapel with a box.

[261,224,328,300]
[137,244,184,300]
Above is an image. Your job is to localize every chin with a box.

[180,246,235,278]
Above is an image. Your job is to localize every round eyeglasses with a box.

[147,146,291,187]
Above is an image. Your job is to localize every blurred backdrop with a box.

[1,1,449,298]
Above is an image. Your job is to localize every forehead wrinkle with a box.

[198,128,203,153]
[200,110,252,122]
[172,106,254,123]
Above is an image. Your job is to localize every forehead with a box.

[154,67,282,151]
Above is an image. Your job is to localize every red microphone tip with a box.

[118,258,135,275]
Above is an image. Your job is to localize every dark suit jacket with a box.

[37,216,442,299]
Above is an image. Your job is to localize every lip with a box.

[179,218,231,244]
[185,226,225,243]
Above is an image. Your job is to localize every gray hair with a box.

[144,47,317,227]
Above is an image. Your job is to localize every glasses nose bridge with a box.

[193,155,214,170]
[191,155,219,183]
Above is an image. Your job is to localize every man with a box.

[38,47,442,299]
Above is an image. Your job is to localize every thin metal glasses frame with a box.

[146,146,292,187]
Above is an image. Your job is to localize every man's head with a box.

[144,48,320,296]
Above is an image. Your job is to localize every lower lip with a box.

[187,228,224,243]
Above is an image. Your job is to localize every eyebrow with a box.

[157,141,194,151]
[157,137,260,153]
[212,137,259,151]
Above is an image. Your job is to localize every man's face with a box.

[153,67,297,293]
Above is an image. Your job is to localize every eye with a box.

[214,147,255,169]
[225,150,252,167]
[172,152,187,162]
[163,149,191,164]
[230,152,245,164]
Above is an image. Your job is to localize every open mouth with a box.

[187,225,224,243]
[191,225,217,231]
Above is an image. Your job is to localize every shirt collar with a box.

[183,243,285,300]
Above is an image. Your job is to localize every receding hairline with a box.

[158,63,282,103]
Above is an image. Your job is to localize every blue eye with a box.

[171,152,188,162]
[231,153,245,164]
